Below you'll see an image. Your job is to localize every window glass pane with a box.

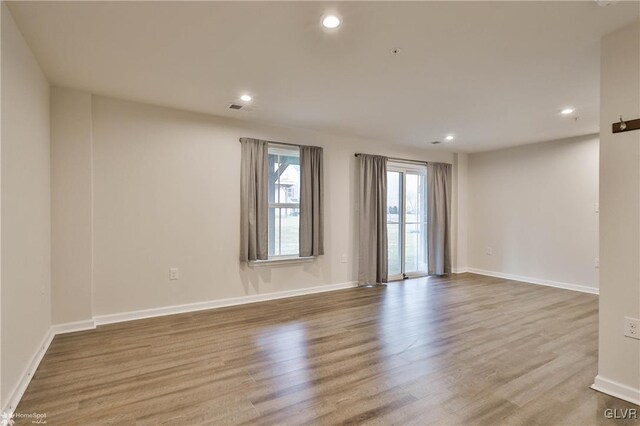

[268,154,277,204]
[405,223,428,273]
[387,223,402,276]
[418,173,427,223]
[268,207,280,257]
[268,145,300,206]
[406,174,427,223]
[387,171,401,223]
[280,208,299,255]
[405,173,426,224]
[276,165,300,204]
[404,224,419,273]
[418,222,428,272]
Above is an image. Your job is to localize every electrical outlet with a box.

[340,254,348,264]
[486,247,493,255]
[169,268,179,280]
[594,258,600,268]
[624,317,640,340]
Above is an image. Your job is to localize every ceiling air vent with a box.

[228,104,243,110]
[431,140,442,145]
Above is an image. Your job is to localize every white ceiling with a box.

[7,1,639,152]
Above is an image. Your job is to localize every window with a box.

[268,144,300,257]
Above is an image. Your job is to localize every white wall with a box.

[467,134,600,291]
[593,20,640,403]
[51,92,453,319]
[452,153,469,271]
[50,88,93,324]
[1,2,51,411]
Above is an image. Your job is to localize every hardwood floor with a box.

[15,273,640,425]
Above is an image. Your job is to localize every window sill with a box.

[249,256,315,267]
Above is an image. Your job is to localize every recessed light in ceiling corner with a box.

[561,107,574,115]
[322,15,341,29]
[240,94,252,102]
[445,135,454,141]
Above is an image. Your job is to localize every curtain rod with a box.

[354,153,428,166]
[239,138,312,149]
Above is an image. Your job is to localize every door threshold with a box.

[387,273,429,283]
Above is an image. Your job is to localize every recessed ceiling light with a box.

[445,135,454,141]
[240,94,252,102]
[561,108,574,115]
[322,15,341,29]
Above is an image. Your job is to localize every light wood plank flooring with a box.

[15,273,640,425]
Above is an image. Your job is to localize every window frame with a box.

[387,161,429,280]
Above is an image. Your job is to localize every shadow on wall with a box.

[239,263,270,294]
[238,258,330,295]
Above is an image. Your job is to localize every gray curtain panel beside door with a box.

[427,162,452,275]
[358,154,388,285]
[239,138,269,261]
[299,145,324,257]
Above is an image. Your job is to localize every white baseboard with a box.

[592,375,640,406]
[51,319,96,334]
[3,328,55,416]
[452,267,469,274]
[466,267,599,295]
[2,281,358,415]
[93,281,357,325]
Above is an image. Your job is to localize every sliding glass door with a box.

[387,163,428,280]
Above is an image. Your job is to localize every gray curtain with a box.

[299,145,324,257]
[239,138,269,261]
[427,162,452,275]
[358,155,388,285]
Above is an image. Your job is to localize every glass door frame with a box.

[387,161,428,281]
[387,166,404,281]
